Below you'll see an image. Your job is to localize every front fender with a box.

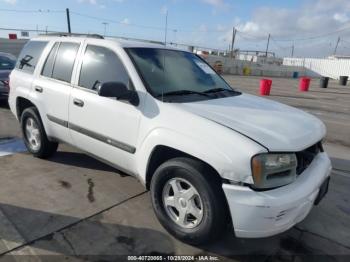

[135,127,264,185]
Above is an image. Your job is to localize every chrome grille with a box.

[296,142,323,175]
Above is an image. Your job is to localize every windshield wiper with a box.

[203,87,240,94]
[157,90,212,97]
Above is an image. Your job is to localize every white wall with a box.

[283,57,350,79]
[205,55,304,78]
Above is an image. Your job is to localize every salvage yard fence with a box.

[283,58,350,80]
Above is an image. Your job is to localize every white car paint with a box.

[8,36,332,238]
[179,93,326,152]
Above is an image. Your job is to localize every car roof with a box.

[30,35,183,51]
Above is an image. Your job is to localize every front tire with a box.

[21,107,58,158]
[150,157,228,245]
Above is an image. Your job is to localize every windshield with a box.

[126,48,235,100]
[0,55,16,70]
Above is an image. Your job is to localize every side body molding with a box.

[46,114,136,154]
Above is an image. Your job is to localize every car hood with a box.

[177,93,326,152]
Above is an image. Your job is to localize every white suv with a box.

[9,34,332,244]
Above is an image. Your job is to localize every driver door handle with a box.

[73,98,84,107]
[34,86,43,93]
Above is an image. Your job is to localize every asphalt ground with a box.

[0,75,349,261]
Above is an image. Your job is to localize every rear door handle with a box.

[73,98,84,107]
[34,86,43,93]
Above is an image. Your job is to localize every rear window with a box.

[16,41,48,73]
[0,55,15,70]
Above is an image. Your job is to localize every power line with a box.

[0,7,233,34]
[0,27,61,33]
[272,26,350,42]
[0,8,64,13]
[70,11,167,31]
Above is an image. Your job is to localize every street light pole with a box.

[173,29,177,46]
[265,33,271,57]
[230,27,236,58]
[102,22,109,37]
[164,10,168,45]
[334,37,341,55]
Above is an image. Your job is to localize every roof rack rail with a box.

[39,32,104,39]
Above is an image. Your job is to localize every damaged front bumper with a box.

[223,152,332,238]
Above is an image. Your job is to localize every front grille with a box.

[296,141,323,175]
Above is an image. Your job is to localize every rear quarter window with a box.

[15,41,48,73]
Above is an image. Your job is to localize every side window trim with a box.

[41,42,61,78]
[72,42,98,94]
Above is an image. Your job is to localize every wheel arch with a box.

[16,97,36,120]
[144,145,223,190]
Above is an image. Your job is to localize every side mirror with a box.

[98,82,139,106]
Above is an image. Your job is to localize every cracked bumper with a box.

[223,152,332,238]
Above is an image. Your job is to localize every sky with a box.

[1,0,350,58]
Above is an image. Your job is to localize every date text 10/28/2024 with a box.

[127,255,220,261]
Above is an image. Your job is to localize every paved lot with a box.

[0,76,350,261]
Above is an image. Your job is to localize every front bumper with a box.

[223,152,332,238]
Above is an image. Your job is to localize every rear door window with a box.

[16,41,48,73]
[51,42,80,83]
[41,42,59,78]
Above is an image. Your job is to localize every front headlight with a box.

[251,153,297,189]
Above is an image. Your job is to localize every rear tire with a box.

[150,157,228,245]
[21,107,58,158]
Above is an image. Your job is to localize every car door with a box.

[32,40,82,144]
[69,42,141,173]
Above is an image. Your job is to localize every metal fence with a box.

[283,57,350,79]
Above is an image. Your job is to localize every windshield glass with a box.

[0,55,16,70]
[126,48,234,98]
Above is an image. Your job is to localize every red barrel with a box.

[260,79,272,96]
[299,77,311,92]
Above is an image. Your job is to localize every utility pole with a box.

[66,8,71,34]
[265,33,270,57]
[164,10,168,45]
[291,44,294,57]
[102,22,108,36]
[334,37,341,55]
[173,29,177,46]
[230,27,236,58]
